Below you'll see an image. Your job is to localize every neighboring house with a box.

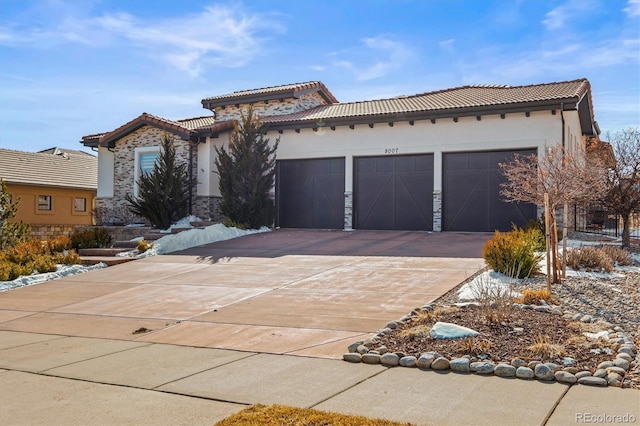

[0,147,97,238]
[81,79,599,232]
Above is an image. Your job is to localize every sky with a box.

[0,0,638,154]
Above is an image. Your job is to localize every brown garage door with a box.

[442,149,537,232]
[355,155,434,231]
[276,158,345,229]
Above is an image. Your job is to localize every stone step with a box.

[77,247,132,256]
[80,256,136,266]
[112,240,141,249]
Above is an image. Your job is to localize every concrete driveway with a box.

[0,229,487,358]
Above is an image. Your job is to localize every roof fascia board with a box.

[264,99,578,131]
[99,120,191,148]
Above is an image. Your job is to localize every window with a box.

[38,195,52,211]
[139,152,160,176]
[74,197,87,212]
[133,146,161,197]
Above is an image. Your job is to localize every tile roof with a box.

[261,79,592,125]
[0,148,97,190]
[201,81,339,108]
[177,116,216,130]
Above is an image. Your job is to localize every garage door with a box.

[276,158,345,229]
[442,149,537,232]
[355,155,434,231]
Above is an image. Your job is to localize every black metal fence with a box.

[574,204,640,239]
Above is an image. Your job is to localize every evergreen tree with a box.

[126,134,196,229]
[215,107,279,229]
[0,179,30,249]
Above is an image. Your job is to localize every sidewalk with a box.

[1,331,638,425]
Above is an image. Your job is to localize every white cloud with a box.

[438,38,456,54]
[624,0,640,17]
[0,4,286,77]
[542,0,597,30]
[333,34,413,81]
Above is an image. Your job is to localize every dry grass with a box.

[214,404,415,426]
[518,288,557,305]
[398,324,432,340]
[411,306,459,326]
[526,334,566,361]
[469,275,516,324]
[456,337,494,357]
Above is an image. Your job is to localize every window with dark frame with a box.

[74,197,87,212]
[38,195,52,211]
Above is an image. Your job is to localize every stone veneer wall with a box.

[344,191,353,230]
[100,126,204,222]
[29,225,77,240]
[432,191,442,232]
[193,196,223,221]
[214,92,328,122]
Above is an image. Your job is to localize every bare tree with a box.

[499,145,606,284]
[602,128,640,249]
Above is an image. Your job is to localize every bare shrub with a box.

[567,247,614,272]
[469,273,517,324]
[599,245,633,266]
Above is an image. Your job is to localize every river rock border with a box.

[343,303,638,388]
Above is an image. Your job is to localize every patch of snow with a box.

[457,270,522,301]
[145,224,270,256]
[159,215,204,233]
[0,263,107,292]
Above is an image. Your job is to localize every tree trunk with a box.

[550,211,560,284]
[622,213,631,249]
[544,194,551,291]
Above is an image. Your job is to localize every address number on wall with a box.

[384,148,399,154]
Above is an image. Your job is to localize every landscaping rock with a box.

[385,321,397,330]
[616,353,633,362]
[347,341,363,353]
[562,367,580,375]
[376,346,389,355]
[555,371,577,384]
[534,364,555,381]
[470,362,495,374]
[510,358,526,368]
[399,356,417,368]
[597,361,614,370]
[528,360,541,369]
[380,353,400,367]
[362,353,381,365]
[429,322,479,339]
[606,366,626,376]
[343,353,362,363]
[356,345,369,355]
[516,366,535,379]
[575,371,592,379]
[494,363,516,377]
[416,352,438,369]
[431,357,451,370]
[578,376,608,387]
[449,358,470,373]
[607,372,623,386]
[593,369,607,378]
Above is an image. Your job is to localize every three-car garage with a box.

[275,149,536,232]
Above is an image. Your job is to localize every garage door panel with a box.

[355,154,433,231]
[443,149,536,232]
[277,158,345,229]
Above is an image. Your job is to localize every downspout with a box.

[188,137,195,216]
[560,103,567,280]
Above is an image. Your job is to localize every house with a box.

[0,147,97,239]
[81,78,599,232]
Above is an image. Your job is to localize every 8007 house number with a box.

[385,148,399,154]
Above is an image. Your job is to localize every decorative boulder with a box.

[430,322,479,339]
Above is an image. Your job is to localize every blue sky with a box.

[0,0,638,153]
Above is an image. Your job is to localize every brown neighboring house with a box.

[0,147,97,239]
